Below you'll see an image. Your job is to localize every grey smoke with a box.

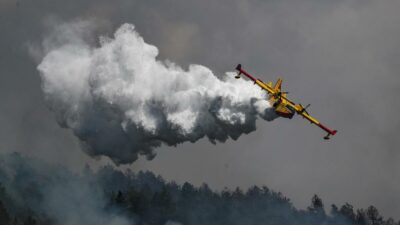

[37,21,277,164]
[0,153,131,225]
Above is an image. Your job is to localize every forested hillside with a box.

[0,153,397,225]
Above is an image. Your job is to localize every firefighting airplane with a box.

[235,64,337,140]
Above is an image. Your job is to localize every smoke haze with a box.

[0,153,131,225]
[2,153,396,225]
[1,0,400,220]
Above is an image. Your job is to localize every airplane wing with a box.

[298,109,337,139]
[279,96,337,139]
[235,64,276,95]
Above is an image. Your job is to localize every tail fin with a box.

[274,78,282,91]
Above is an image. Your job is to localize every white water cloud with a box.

[37,22,277,164]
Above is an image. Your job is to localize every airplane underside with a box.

[275,110,295,119]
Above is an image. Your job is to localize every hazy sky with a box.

[1,0,400,219]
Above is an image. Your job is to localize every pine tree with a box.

[0,200,10,225]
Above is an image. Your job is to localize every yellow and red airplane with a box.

[235,64,337,140]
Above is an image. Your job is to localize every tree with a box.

[126,188,148,215]
[366,206,383,225]
[22,216,36,225]
[149,187,175,225]
[386,218,396,225]
[331,204,339,216]
[308,194,325,216]
[246,186,261,197]
[115,191,125,205]
[0,200,10,225]
[340,203,356,222]
[181,182,195,199]
[311,195,324,210]
[356,209,368,225]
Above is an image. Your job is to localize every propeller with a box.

[299,104,311,114]
[276,91,288,97]
[274,91,289,100]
